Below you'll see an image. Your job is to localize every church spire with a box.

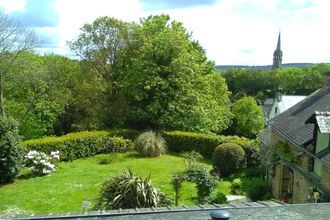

[272,31,283,69]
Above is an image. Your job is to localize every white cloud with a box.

[0,0,25,13]
[52,0,144,56]
[2,0,330,65]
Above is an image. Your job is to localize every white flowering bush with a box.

[25,150,60,176]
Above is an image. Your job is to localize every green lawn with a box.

[0,152,230,215]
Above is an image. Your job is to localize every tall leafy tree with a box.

[0,12,36,116]
[232,96,264,138]
[69,15,232,133]
[68,16,131,126]
[5,52,81,138]
[121,15,231,132]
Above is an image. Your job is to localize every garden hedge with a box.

[22,129,260,166]
[22,131,134,161]
[162,131,260,166]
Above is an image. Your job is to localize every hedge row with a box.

[162,131,260,166]
[22,129,260,166]
[22,131,134,161]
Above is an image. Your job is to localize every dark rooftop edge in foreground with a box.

[5,200,330,220]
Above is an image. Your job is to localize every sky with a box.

[0,0,330,65]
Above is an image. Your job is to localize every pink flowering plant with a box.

[25,150,60,176]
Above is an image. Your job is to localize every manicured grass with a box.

[0,152,214,214]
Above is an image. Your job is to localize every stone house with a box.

[259,78,330,203]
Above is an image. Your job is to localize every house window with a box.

[275,107,278,114]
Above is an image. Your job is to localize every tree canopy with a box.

[69,14,232,133]
[231,96,264,138]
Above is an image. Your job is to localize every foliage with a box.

[231,96,264,138]
[121,15,232,133]
[0,117,22,184]
[70,14,232,133]
[22,131,134,161]
[182,150,203,169]
[24,150,60,176]
[244,177,271,201]
[212,143,245,177]
[208,191,228,204]
[95,169,167,210]
[231,178,243,194]
[5,52,82,139]
[162,130,257,161]
[274,141,293,162]
[221,66,325,99]
[171,172,185,206]
[0,12,36,116]
[185,165,218,203]
[135,131,166,157]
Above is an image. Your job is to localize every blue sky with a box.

[0,0,329,65]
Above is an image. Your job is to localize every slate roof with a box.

[6,201,330,220]
[277,95,306,113]
[268,86,330,147]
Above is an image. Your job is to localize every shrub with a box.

[95,169,167,210]
[135,131,166,157]
[208,191,228,204]
[0,117,22,184]
[243,166,266,178]
[24,150,59,176]
[243,177,271,201]
[162,131,259,166]
[182,150,203,169]
[212,143,245,177]
[162,131,219,158]
[185,166,218,203]
[171,172,185,206]
[231,178,243,194]
[22,131,134,161]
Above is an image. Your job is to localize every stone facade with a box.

[267,129,318,203]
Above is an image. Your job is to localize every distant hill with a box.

[215,63,314,71]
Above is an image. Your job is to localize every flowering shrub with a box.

[22,132,134,161]
[25,150,60,176]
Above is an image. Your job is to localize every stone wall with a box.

[268,129,311,203]
[292,170,310,203]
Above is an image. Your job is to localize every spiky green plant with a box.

[95,169,167,210]
[135,131,166,157]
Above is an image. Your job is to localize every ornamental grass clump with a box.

[25,150,60,176]
[135,131,166,157]
[95,169,167,210]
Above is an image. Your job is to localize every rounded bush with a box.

[212,143,245,177]
[135,131,166,157]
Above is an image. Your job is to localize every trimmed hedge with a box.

[22,131,134,161]
[162,131,260,166]
[21,129,260,165]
